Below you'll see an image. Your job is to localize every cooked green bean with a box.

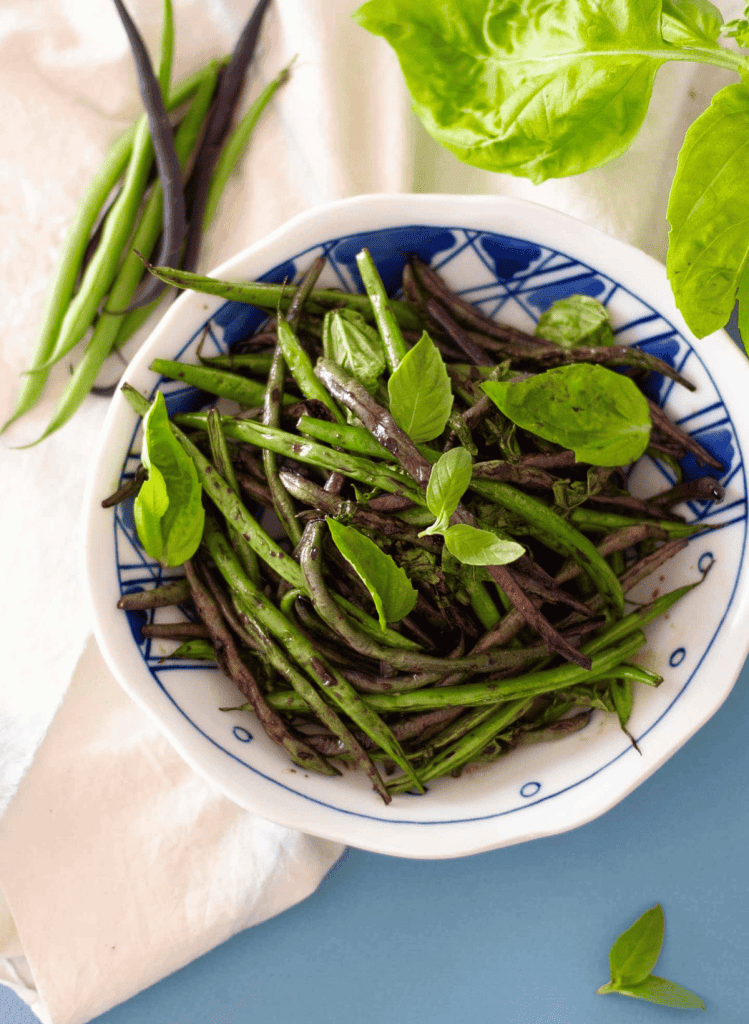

[150,357,293,407]
[355,248,408,372]
[469,477,625,617]
[138,262,424,329]
[296,416,392,459]
[175,411,426,503]
[206,408,260,584]
[277,319,345,423]
[203,517,425,795]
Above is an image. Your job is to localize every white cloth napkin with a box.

[0,1,742,1021]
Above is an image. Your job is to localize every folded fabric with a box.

[0,0,743,1021]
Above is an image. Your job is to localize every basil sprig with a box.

[419,447,524,567]
[597,904,706,1010]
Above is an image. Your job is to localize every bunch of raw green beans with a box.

[112,252,723,803]
[3,0,283,444]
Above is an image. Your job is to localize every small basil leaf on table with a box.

[482,365,651,467]
[535,295,615,349]
[387,330,453,442]
[667,81,749,338]
[597,903,706,1010]
[605,975,707,1010]
[609,903,664,986]
[322,309,386,393]
[442,524,524,567]
[421,447,473,536]
[133,391,205,566]
[353,0,665,182]
[661,0,723,47]
[327,518,418,629]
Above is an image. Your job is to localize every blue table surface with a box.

[3,317,748,1024]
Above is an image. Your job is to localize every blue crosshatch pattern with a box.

[111,224,747,826]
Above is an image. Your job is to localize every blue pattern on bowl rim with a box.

[110,223,747,825]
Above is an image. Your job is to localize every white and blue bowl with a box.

[82,194,749,859]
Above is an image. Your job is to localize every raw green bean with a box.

[137,262,424,329]
[34,92,160,366]
[468,581,502,630]
[203,517,424,796]
[469,477,625,617]
[355,248,408,372]
[113,0,186,310]
[1,127,135,433]
[150,357,294,407]
[296,416,392,459]
[203,60,293,226]
[26,67,218,444]
[182,0,273,272]
[276,319,345,423]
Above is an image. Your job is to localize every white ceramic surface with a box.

[82,194,749,859]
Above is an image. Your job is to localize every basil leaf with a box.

[723,9,749,47]
[738,258,749,358]
[353,0,665,182]
[327,518,417,628]
[535,295,615,349]
[322,309,386,393]
[388,331,453,442]
[667,82,749,338]
[482,365,651,467]
[661,0,723,47]
[134,391,205,566]
[442,524,524,567]
[609,904,664,986]
[422,447,473,536]
[607,975,706,1010]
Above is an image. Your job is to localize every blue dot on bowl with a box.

[670,648,686,667]
[520,781,541,798]
[233,726,253,743]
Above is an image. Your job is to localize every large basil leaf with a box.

[661,0,722,47]
[327,518,418,628]
[353,0,666,182]
[482,365,651,467]
[388,331,453,442]
[667,82,749,338]
[134,391,205,566]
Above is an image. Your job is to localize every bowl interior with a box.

[83,196,749,858]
